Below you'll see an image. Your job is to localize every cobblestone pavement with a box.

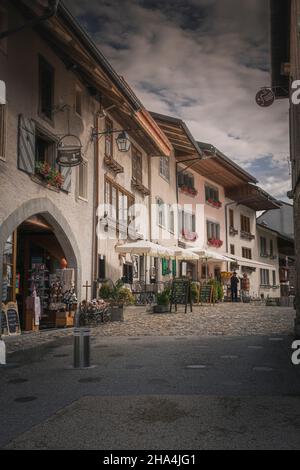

[3,303,295,354]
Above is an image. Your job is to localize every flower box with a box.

[207,198,222,208]
[207,238,223,248]
[35,162,64,189]
[179,185,198,197]
[182,229,198,242]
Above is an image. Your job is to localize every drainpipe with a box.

[0,0,60,40]
[92,112,100,299]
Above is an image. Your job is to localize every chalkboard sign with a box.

[170,278,192,313]
[6,302,21,336]
[1,303,8,336]
[199,285,214,305]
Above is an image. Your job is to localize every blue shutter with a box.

[18,115,35,174]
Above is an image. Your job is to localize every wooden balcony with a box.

[131,179,150,196]
[104,155,124,175]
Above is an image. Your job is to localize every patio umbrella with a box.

[187,248,234,282]
[115,241,176,283]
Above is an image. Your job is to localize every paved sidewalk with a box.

[3,303,295,354]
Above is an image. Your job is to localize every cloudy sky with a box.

[65,0,291,200]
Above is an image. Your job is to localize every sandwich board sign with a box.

[0,81,6,105]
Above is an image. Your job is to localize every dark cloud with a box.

[64,0,290,200]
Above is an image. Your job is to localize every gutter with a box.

[0,1,60,40]
[57,2,142,112]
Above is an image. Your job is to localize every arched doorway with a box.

[0,198,81,330]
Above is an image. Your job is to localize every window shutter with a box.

[61,166,72,192]
[18,114,35,174]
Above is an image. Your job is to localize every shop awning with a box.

[187,248,234,262]
[231,256,274,269]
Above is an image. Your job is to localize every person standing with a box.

[241,272,250,302]
[230,272,239,302]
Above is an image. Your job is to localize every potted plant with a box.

[153,288,170,313]
[191,282,200,304]
[107,279,134,321]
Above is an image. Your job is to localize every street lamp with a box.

[91,127,132,153]
[116,131,131,152]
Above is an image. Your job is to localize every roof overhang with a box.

[226,183,281,211]
[194,142,257,188]
[15,1,170,156]
[150,112,203,159]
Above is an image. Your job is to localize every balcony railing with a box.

[240,231,255,241]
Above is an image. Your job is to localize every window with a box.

[207,221,220,240]
[272,270,276,286]
[229,209,234,228]
[260,269,270,286]
[205,185,219,203]
[157,198,165,227]
[105,118,113,157]
[98,255,106,281]
[178,171,195,190]
[78,158,88,200]
[242,247,252,259]
[230,244,235,255]
[270,239,274,256]
[260,236,267,255]
[104,178,134,235]
[169,205,175,233]
[0,103,6,160]
[160,156,170,181]
[35,131,56,168]
[240,215,251,233]
[75,85,82,117]
[132,146,142,183]
[39,56,55,122]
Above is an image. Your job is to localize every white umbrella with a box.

[115,241,176,284]
[187,248,234,281]
[115,240,173,258]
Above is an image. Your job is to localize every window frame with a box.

[78,157,88,201]
[159,156,170,182]
[205,185,219,203]
[104,177,135,236]
[242,247,252,259]
[132,145,143,183]
[75,84,83,118]
[240,214,251,233]
[207,220,221,241]
[38,55,55,124]
[260,269,270,286]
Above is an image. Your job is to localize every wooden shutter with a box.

[18,115,35,174]
[61,165,72,192]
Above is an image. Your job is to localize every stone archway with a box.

[0,197,82,300]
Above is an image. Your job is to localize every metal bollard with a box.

[73,328,91,368]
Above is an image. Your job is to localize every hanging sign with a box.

[1,303,8,336]
[6,302,21,336]
[255,88,275,107]
[56,134,83,167]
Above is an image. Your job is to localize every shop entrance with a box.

[1,201,80,333]
[2,215,77,331]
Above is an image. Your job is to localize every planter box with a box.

[152,305,170,314]
[109,306,124,322]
